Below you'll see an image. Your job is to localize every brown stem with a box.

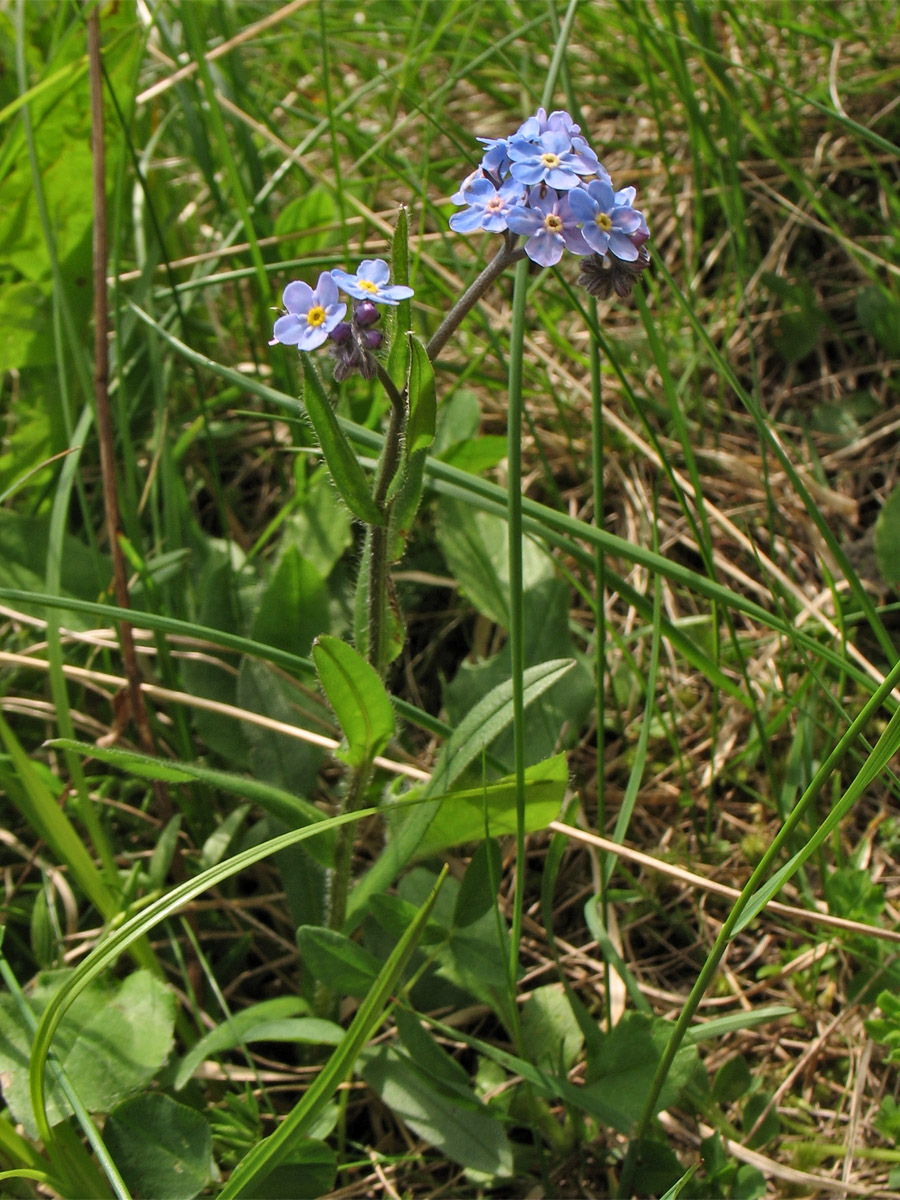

[88,12,154,754]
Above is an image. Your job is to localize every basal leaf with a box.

[104,1093,210,1200]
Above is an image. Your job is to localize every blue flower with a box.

[508,128,601,191]
[476,135,514,177]
[451,167,485,204]
[506,187,590,266]
[330,258,413,306]
[568,180,642,261]
[514,107,581,140]
[270,272,347,351]
[449,176,525,234]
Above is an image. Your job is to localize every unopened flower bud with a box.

[361,328,383,350]
[328,321,353,345]
[354,299,380,327]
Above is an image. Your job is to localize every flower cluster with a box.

[270,258,413,380]
[450,107,649,290]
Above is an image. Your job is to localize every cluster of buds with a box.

[270,259,412,381]
[450,107,649,292]
[327,298,383,382]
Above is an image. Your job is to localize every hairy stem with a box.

[426,237,526,363]
[367,363,407,675]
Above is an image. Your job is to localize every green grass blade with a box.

[217,865,448,1199]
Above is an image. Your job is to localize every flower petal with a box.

[271,313,305,345]
[357,259,390,285]
[282,280,313,313]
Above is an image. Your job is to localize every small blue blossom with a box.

[451,167,485,204]
[330,258,414,306]
[506,187,590,266]
[508,129,601,191]
[515,107,580,140]
[568,180,642,261]
[476,135,515,177]
[270,272,347,351]
[449,176,525,234]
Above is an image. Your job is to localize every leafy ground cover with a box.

[2,1,900,1196]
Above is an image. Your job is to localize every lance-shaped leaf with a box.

[406,335,436,457]
[313,635,395,767]
[300,356,383,527]
[388,206,411,387]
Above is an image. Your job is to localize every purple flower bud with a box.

[328,321,353,345]
[361,328,383,350]
[354,299,380,327]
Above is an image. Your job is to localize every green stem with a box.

[507,256,530,994]
[367,362,407,675]
[588,306,611,1028]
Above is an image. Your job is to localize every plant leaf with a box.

[300,356,383,526]
[312,635,395,767]
[406,335,436,457]
[217,867,448,1198]
[104,1093,210,1200]
[360,1044,514,1177]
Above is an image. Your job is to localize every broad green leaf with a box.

[416,753,567,856]
[47,739,335,867]
[0,511,108,627]
[360,1044,514,1176]
[395,1009,471,1094]
[300,356,383,526]
[180,559,253,768]
[296,926,382,998]
[148,815,183,891]
[218,867,448,1198]
[285,464,353,580]
[0,970,174,1138]
[436,497,511,627]
[347,663,574,925]
[452,839,502,929]
[313,635,395,767]
[387,442,427,564]
[274,189,337,257]
[397,868,512,1022]
[257,1139,336,1200]
[175,998,341,1091]
[406,335,436,457]
[521,985,584,1074]
[237,659,329,798]
[104,1093,210,1200]
[428,664,573,798]
[251,546,328,659]
[583,1012,700,1135]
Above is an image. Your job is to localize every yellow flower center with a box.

[307,305,326,328]
[595,212,612,232]
[540,152,561,169]
[544,213,563,234]
[359,279,379,295]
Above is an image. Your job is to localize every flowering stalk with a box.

[426,235,525,363]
